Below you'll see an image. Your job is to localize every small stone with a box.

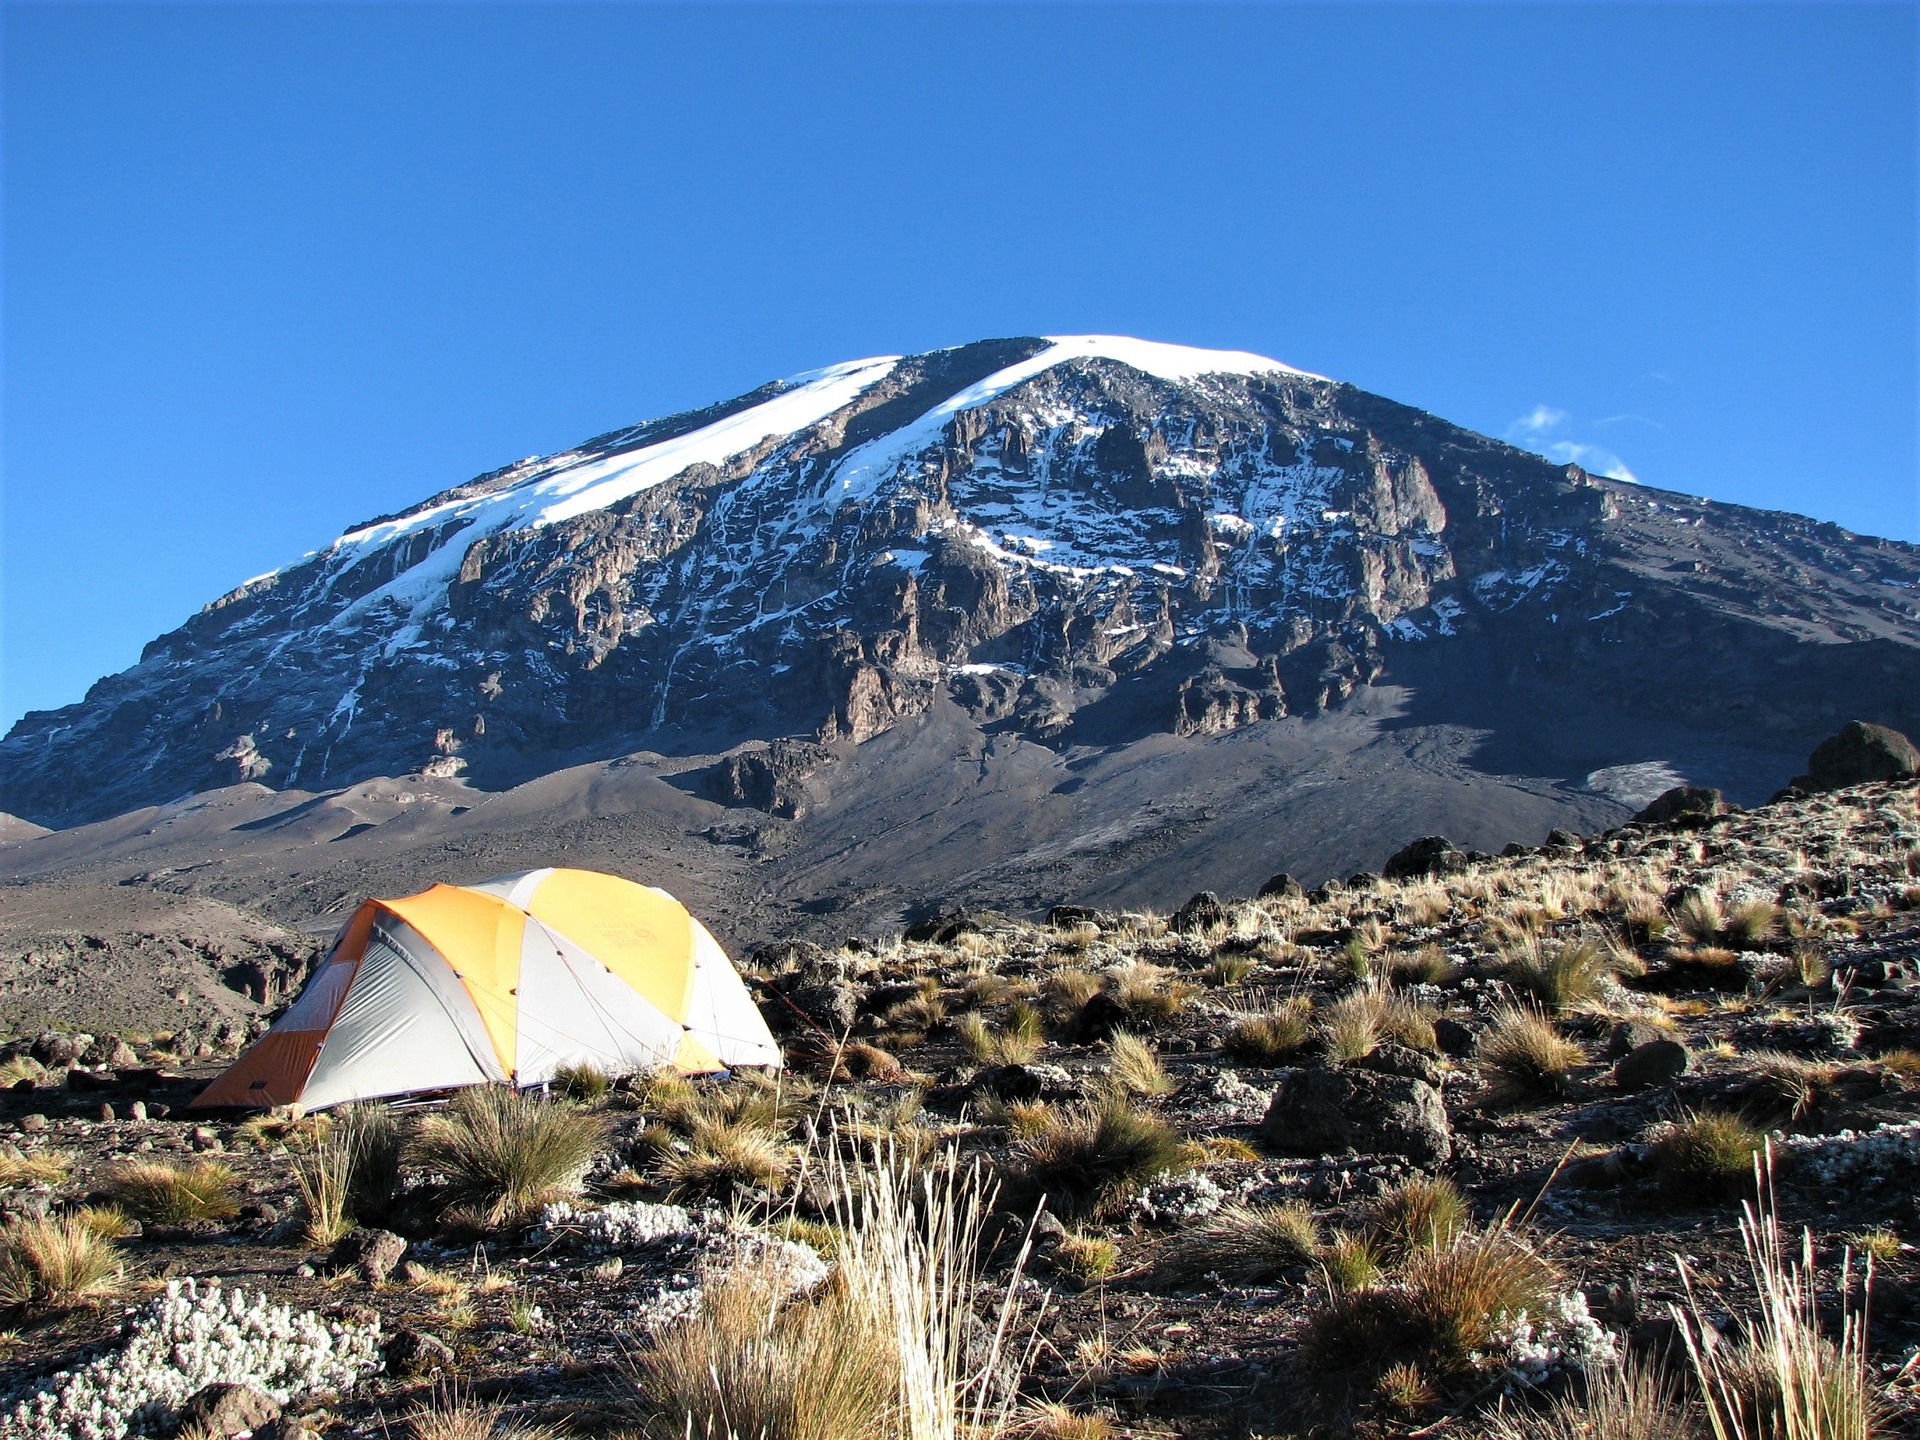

[331,1226,407,1283]
[397,1259,431,1285]
[256,1421,321,1440]
[17,1114,46,1134]
[98,1103,115,1123]
[295,1263,316,1278]
[178,1381,281,1437]
[1614,1038,1693,1092]
[128,1100,148,1121]
[383,1326,456,1377]
[1606,1019,1671,1059]
[189,1125,222,1152]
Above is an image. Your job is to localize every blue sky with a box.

[3,3,1914,731]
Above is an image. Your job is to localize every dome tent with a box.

[193,868,781,1111]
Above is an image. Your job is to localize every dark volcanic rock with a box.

[1789,721,1920,794]
[383,1327,456,1378]
[1632,787,1729,828]
[1170,891,1228,934]
[1257,873,1304,900]
[331,1227,407,1283]
[698,739,831,819]
[1614,1038,1693,1091]
[1260,1066,1451,1164]
[1381,835,1468,880]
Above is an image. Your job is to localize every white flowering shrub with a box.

[534,1199,698,1251]
[0,1278,381,1440]
[1778,1118,1920,1184]
[1495,1290,1618,1388]
[1132,1170,1225,1224]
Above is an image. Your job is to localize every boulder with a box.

[29,1032,84,1067]
[902,910,980,945]
[1257,873,1304,901]
[80,1035,140,1069]
[781,982,860,1036]
[1381,836,1468,880]
[1631,787,1728,829]
[1432,1017,1479,1058]
[383,1326,456,1378]
[1170,892,1227,934]
[1073,991,1130,1043]
[330,1227,407,1283]
[1605,1019,1672,1059]
[1046,905,1102,928]
[1789,721,1920,794]
[177,1383,280,1437]
[1354,1042,1444,1087]
[1613,1039,1692,1092]
[1260,1066,1451,1164]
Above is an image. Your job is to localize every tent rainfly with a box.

[193,867,780,1111]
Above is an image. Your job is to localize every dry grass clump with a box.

[1016,1094,1182,1219]
[1105,962,1195,1027]
[1485,1356,1689,1440]
[1387,945,1458,987]
[1102,1031,1173,1098]
[1652,1110,1764,1199]
[410,1085,610,1228]
[107,1157,242,1226]
[1041,969,1103,1025]
[1741,1053,1839,1125]
[1052,1232,1120,1282]
[955,1004,1044,1065]
[1724,899,1783,950]
[1676,1167,1880,1440]
[1169,1201,1320,1282]
[1476,1008,1585,1105]
[878,979,949,1045]
[407,1397,563,1440]
[1318,989,1383,1063]
[1499,934,1619,1011]
[1207,952,1256,987]
[1671,888,1727,945]
[1304,1223,1558,1378]
[1012,1401,1115,1440]
[294,1101,407,1246]
[552,1061,613,1103]
[0,1146,72,1189]
[656,1114,797,1198]
[0,1213,122,1311]
[1223,999,1312,1064]
[636,1149,1031,1440]
[1319,1229,1384,1293]
[1364,1176,1469,1261]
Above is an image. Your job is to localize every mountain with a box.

[3,335,1918,948]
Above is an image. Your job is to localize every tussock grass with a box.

[1486,1356,1689,1440]
[1053,1232,1119,1282]
[1743,1053,1838,1125]
[1318,989,1383,1063]
[956,1004,1043,1066]
[1305,1223,1558,1377]
[552,1061,612,1103]
[410,1086,609,1229]
[1476,1008,1585,1104]
[407,1397,563,1440]
[0,1214,121,1311]
[1364,1176,1468,1261]
[293,1101,405,1245]
[1318,1230,1383,1293]
[1207,953,1255,988]
[1041,970,1102,1025]
[1500,935,1619,1011]
[107,1158,242,1226]
[0,1146,72,1189]
[635,1148,1033,1440]
[1016,1094,1182,1219]
[1672,889,1727,945]
[1170,1202,1320,1282]
[1102,1031,1173,1098]
[1223,1000,1311,1064]
[1677,1162,1880,1440]
[1011,1402,1114,1440]
[1653,1111,1764,1199]
[656,1115,796,1198]
[1105,963,1194,1028]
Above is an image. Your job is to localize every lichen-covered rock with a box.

[329,1228,406,1284]
[176,1382,279,1438]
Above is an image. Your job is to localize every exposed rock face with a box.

[4,335,1919,829]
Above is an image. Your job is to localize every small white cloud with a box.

[1511,405,1568,440]
[1505,405,1638,483]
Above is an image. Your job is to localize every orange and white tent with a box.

[193,868,780,1111]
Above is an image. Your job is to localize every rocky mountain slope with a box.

[7,336,1918,834]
